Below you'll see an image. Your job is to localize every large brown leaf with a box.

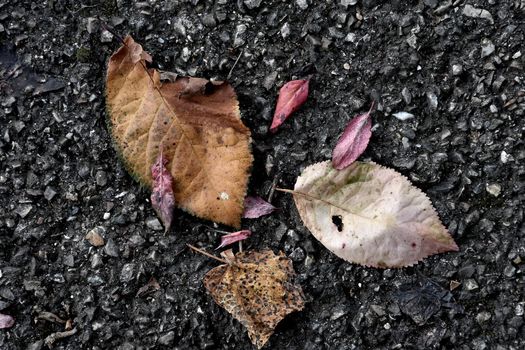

[106,36,253,227]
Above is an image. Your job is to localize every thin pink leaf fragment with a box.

[242,196,278,219]
[151,150,176,233]
[332,102,374,170]
[270,79,309,133]
[216,230,252,249]
[0,313,14,329]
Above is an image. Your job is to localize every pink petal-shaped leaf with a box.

[270,79,309,133]
[332,103,374,170]
[150,150,176,233]
[216,230,252,249]
[0,313,14,329]
[242,196,278,218]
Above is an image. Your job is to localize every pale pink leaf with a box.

[292,161,458,268]
[332,103,374,170]
[270,79,309,133]
[216,230,252,249]
[242,196,278,219]
[0,313,14,329]
[150,150,176,233]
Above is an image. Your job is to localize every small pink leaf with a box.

[0,313,14,329]
[270,79,309,133]
[151,150,176,233]
[332,103,374,170]
[216,230,252,249]
[242,196,278,219]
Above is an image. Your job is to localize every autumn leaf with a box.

[270,79,309,133]
[242,196,278,219]
[281,161,458,268]
[332,103,374,170]
[150,149,176,232]
[106,35,253,228]
[216,230,252,249]
[0,313,14,329]
[203,249,304,349]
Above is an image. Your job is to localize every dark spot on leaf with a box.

[332,215,344,232]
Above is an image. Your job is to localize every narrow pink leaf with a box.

[216,230,252,249]
[150,150,176,233]
[242,196,278,218]
[270,79,309,133]
[332,103,374,170]
[0,313,14,329]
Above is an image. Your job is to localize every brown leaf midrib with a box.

[133,48,244,217]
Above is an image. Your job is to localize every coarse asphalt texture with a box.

[1,0,524,349]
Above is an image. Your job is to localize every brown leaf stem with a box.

[187,244,228,264]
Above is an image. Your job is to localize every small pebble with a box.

[462,4,494,24]
[503,265,516,277]
[233,24,247,47]
[481,39,495,58]
[330,306,347,320]
[281,23,291,39]
[515,304,524,316]
[450,280,461,290]
[146,217,163,231]
[95,171,107,187]
[100,30,114,43]
[345,33,356,43]
[244,0,262,9]
[340,0,358,7]
[486,183,501,197]
[104,238,119,257]
[464,279,479,291]
[452,64,463,75]
[44,186,57,201]
[289,247,305,262]
[401,87,412,105]
[500,151,510,164]
[91,254,103,268]
[86,17,97,33]
[158,331,175,345]
[296,0,308,10]
[15,205,32,218]
[427,92,438,110]
[392,111,415,121]
[120,263,136,283]
[476,312,491,323]
[85,227,106,247]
